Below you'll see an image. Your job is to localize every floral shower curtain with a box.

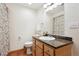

[0,3,9,56]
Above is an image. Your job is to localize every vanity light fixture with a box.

[44,3,63,12]
[43,3,53,9]
[28,2,32,5]
[43,3,54,9]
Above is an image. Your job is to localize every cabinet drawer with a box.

[36,40,43,49]
[36,46,43,56]
[44,44,54,56]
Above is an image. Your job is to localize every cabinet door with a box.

[36,40,43,49]
[55,44,72,56]
[44,52,49,56]
[33,39,36,44]
[32,39,36,56]
[32,44,36,56]
[36,46,43,56]
[44,44,54,56]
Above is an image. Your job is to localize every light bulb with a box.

[28,2,32,5]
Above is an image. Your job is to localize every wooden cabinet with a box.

[32,44,36,56]
[32,39,36,56]
[55,44,72,56]
[36,40,43,49]
[36,46,43,56]
[32,39,44,56]
[44,52,49,56]
[32,37,72,56]
[44,44,54,56]
[36,40,44,56]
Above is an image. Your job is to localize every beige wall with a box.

[6,4,37,51]
[64,3,79,55]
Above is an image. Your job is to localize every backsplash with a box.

[0,3,9,56]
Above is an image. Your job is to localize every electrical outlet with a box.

[70,23,79,29]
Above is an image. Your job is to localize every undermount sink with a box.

[39,36,55,40]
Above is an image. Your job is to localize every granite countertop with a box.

[32,35,73,49]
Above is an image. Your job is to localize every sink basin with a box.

[39,36,55,40]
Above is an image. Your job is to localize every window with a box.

[53,15,64,35]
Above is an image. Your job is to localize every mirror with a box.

[47,3,64,35]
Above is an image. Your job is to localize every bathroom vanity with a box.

[32,35,73,56]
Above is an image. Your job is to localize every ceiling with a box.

[20,3,45,10]
[7,3,64,14]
